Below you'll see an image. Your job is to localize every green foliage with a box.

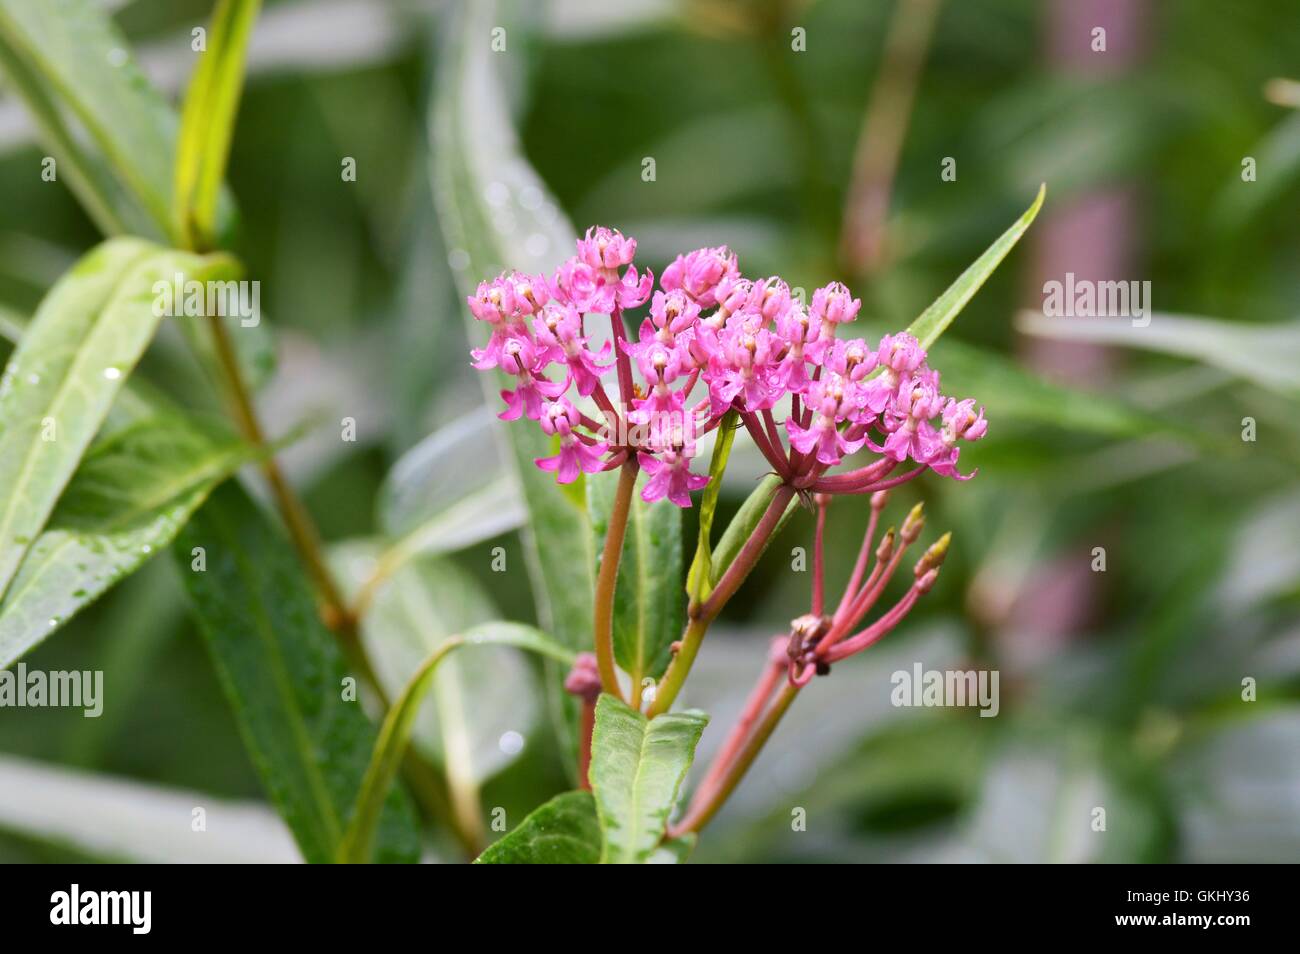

[0,413,252,667]
[0,0,179,238]
[475,791,601,864]
[174,482,421,864]
[686,409,740,603]
[0,239,239,603]
[173,0,259,250]
[339,621,573,863]
[589,694,708,864]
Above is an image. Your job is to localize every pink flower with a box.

[824,338,876,383]
[638,450,709,508]
[576,226,637,269]
[535,399,608,483]
[786,374,867,466]
[706,316,781,413]
[661,245,738,308]
[533,301,610,396]
[926,398,987,480]
[873,370,947,465]
[810,282,861,325]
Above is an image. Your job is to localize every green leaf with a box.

[333,546,544,786]
[588,469,684,686]
[709,474,799,588]
[430,0,594,656]
[0,0,181,239]
[173,482,420,864]
[366,409,526,594]
[1015,309,1300,399]
[907,183,1045,350]
[339,621,574,864]
[0,239,240,603]
[589,694,708,864]
[173,0,260,250]
[0,413,253,667]
[474,791,601,864]
[687,409,739,603]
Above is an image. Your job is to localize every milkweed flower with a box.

[465,226,988,506]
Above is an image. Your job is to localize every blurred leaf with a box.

[589,693,708,863]
[369,407,526,589]
[1016,310,1300,398]
[172,0,259,251]
[0,754,300,863]
[340,621,573,864]
[0,239,239,603]
[933,340,1196,441]
[588,468,684,685]
[1213,111,1300,231]
[334,546,543,788]
[687,408,738,603]
[0,0,179,239]
[174,482,420,864]
[1168,710,1300,863]
[430,0,595,656]
[955,729,1168,863]
[0,413,252,667]
[907,184,1044,350]
[474,790,600,864]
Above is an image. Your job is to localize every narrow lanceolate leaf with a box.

[474,791,601,865]
[174,482,420,864]
[173,0,261,250]
[0,414,253,667]
[588,469,685,687]
[687,410,739,603]
[907,184,1046,350]
[0,0,179,239]
[339,621,574,864]
[0,239,241,603]
[589,694,708,864]
[430,0,593,654]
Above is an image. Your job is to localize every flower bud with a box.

[870,489,891,512]
[914,567,940,594]
[900,502,926,544]
[914,531,952,578]
[876,527,896,564]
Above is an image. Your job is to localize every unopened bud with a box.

[870,489,890,512]
[900,502,926,544]
[914,567,940,594]
[876,527,896,564]
[914,531,952,578]
[563,652,602,704]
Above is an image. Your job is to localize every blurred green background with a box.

[1,0,1297,862]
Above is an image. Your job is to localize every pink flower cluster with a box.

[467,227,987,507]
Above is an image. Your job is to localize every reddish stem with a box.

[811,497,828,616]
[577,698,596,790]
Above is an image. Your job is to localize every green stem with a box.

[648,484,796,717]
[594,460,637,703]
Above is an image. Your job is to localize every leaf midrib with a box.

[0,247,156,596]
